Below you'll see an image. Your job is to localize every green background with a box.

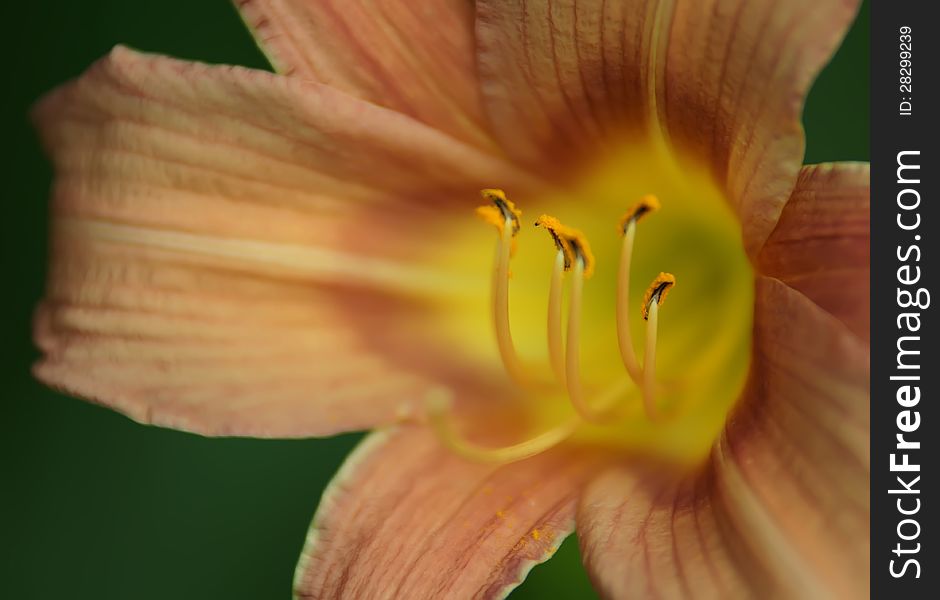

[2,1,868,598]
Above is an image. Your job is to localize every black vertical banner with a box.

[871,1,937,597]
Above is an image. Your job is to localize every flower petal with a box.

[758,162,870,342]
[235,0,494,149]
[475,0,861,253]
[32,47,535,437]
[578,277,869,598]
[294,425,604,599]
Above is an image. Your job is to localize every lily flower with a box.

[32,0,869,598]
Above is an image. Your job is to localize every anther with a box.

[535,215,574,270]
[534,216,595,279]
[426,388,579,463]
[641,272,675,320]
[641,273,675,421]
[477,189,522,237]
[616,194,660,382]
[618,194,660,233]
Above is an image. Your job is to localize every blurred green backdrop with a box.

[2,1,868,598]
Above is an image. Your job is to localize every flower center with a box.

[428,145,753,466]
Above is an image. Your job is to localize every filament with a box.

[643,299,661,421]
[547,249,566,385]
[616,220,642,382]
[427,389,579,463]
[565,257,618,422]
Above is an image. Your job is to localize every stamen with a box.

[427,388,580,463]
[535,215,606,418]
[535,215,577,386]
[616,195,660,382]
[476,189,528,386]
[535,217,615,422]
[641,273,676,421]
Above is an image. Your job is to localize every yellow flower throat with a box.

[429,146,754,467]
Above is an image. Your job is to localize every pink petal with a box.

[32,47,536,437]
[758,162,870,342]
[236,0,494,149]
[294,425,606,599]
[475,0,861,254]
[578,277,869,597]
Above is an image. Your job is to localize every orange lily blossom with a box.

[32,0,869,598]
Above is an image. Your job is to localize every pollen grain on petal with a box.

[619,194,661,233]
[642,272,676,320]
